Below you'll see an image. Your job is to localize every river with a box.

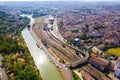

[21,14,63,80]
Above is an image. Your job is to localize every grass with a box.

[107,48,120,56]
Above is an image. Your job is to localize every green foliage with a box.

[32,10,46,18]
[0,37,25,54]
[0,11,41,80]
[72,71,81,80]
[60,59,65,63]
[2,54,41,80]
[20,10,32,14]
[107,48,120,56]
[67,40,74,45]
[13,63,40,80]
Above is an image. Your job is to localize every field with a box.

[107,48,120,56]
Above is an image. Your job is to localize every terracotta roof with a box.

[89,57,108,68]
[90,53,98,57]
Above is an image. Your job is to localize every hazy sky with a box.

[0,0,119,2]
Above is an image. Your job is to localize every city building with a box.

[89,54,109,71]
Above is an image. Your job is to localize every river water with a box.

[21,14,63,80]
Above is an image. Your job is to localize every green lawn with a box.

[107,48,120,56]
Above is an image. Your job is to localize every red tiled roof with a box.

[90,53,98,57]
[89,57,107,68]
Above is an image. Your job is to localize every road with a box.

[49,16,65,42]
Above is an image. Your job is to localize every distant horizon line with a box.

[0,0,120,2]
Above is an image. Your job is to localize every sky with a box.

[0,0,119,2]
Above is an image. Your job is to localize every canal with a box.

[21,14,63,80]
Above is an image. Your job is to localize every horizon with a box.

[0,0,120,2]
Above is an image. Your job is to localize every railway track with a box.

[43,30,80,62]
[34,17,89,67]
[47,29,88,58]
[45,29,89,67]
[32,16,110,80]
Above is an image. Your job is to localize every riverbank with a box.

[22,14,63,80]
[0,12,41,80]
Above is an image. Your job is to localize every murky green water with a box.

[21,14,63,80]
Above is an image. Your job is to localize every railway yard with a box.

[31,15,110,80]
